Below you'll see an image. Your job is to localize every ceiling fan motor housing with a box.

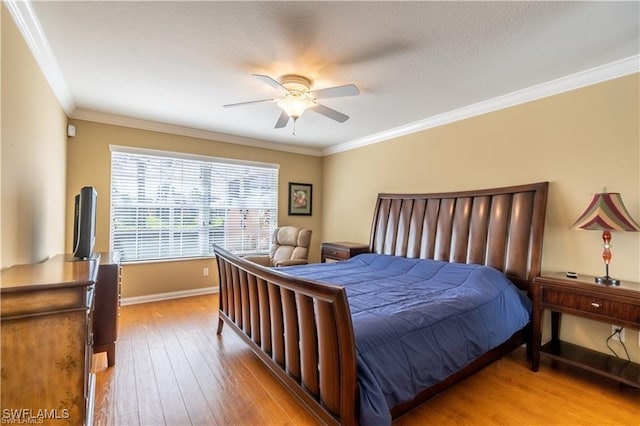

[280,74,312,94]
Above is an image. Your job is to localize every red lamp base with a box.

[596,230,620,286]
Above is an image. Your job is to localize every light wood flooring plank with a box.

[148,348,191,425]
[132,342,165,425]
[113,345,138,421]
[93,355,116,426]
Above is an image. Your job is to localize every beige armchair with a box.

[244,226,312,267]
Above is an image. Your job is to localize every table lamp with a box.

[571,191,640,285]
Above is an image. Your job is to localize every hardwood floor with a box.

[93,294,639,425]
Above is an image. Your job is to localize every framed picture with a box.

[288,182,312,216]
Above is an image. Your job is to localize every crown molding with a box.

[323,55,640,156]
[71,109,324,157]
[5,0,75,114]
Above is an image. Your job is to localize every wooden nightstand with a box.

[531,273,640,388]
[321,242,369,263]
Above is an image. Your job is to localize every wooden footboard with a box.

[214,245,358,426]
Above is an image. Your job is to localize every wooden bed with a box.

[214,182,549,425]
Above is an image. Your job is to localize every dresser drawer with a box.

[543,288,640,323]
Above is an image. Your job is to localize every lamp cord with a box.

[606,327,630,361]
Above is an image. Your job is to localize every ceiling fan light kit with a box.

[224,73,359,135]
[277,95,313,119]
[276,75,316,120]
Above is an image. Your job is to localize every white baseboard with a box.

[121,287,218,306]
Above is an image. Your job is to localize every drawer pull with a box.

[332,251,337,255]
[590,302,600,308]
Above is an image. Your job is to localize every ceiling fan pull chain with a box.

[292,118,297,136]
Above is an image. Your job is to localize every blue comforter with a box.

[282,254,531,425]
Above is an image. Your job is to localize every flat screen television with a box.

[72,186,97,259]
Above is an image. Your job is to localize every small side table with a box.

[531,273,640,389]
[321,242,369,263]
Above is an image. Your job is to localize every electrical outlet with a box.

[203,267,209,277]
[611,325,625,343]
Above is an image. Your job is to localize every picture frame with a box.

[288,182,312,216]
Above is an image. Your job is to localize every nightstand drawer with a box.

[543,288,640,323]
[324,246,351,260]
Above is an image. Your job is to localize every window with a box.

[110,146,278,262]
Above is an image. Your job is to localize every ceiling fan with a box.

[224,74,359,134]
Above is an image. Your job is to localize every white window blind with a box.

[109,147,278,262]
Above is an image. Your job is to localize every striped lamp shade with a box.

[571,192,640,231]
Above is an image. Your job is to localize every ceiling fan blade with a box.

[310,84,359,99]
[274,110,290,129]
[310,103,349,123]
[253,74,289,93]
[223,99,275,108]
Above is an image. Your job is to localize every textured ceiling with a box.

[18,1,640,154]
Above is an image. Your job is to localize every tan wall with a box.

[65,119,322,298]
[1,5,68,268]
[322,74,640,361]
[1,4,3,267]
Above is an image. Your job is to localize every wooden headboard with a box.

[369,182,549,291]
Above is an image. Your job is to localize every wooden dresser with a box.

[1,255,98,426]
